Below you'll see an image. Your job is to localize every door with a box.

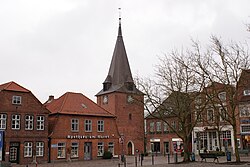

[164,142,169,155]
[84,142,92,160]
[128,142,132,155]
[9,142,20,164]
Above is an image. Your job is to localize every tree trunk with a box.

[233,125,240,163]
[182,138,191,162]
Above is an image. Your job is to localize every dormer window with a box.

[243,90,250,96]
[12,96,21,105]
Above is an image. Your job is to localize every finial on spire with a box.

[118,8,121,24]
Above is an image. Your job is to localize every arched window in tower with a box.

[129,113,132,120]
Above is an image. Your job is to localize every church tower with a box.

[96,17,144,155]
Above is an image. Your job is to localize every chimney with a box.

[47,95,54,103]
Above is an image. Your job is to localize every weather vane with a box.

[118,8,121,21]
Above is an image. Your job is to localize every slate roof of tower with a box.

[96,19,143,96]
[45,92,115,117]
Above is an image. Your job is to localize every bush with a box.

[103,151,113,159]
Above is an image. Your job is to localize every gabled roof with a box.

[45,92,115,117]
[0,81,30,92]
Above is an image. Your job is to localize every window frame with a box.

[12,96,22,105]
[57,142,66,158]
[37,116,45,130]
[71,142,79,158]
[36,142,44,157]
[24,142,32,157]
[0,114,7,129]
[71,118,79,132]
[85,120,92,132]
[97,142,104,156]
[25,115,34,130]
[97,120,104,132]
[11,114,20,130]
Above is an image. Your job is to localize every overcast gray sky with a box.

[0,0,249,102]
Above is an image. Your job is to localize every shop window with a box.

[25,115,33,130]
[36,142,44,157]
[24,142,32,157]
[57,143,66,158]
[108,142,114,155]
[0,114,7,129]
[97,142,104,156]
[71,142,78,158]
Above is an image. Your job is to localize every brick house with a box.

[45,92,120,162]
[96,18,145,155]
[192,82,237,154]
[0,81,49,165]
[237,69,250,150]
[145,92,192,155]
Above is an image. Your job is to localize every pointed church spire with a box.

[96,12,142,96]
[118,8,122,37]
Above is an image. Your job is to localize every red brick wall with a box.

[49,114,120,161]
[0,90,49,165]
[97,92,145,154]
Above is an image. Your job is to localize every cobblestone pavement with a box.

[12,155,250,167]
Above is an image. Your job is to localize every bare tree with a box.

[138,51,205,162]
[191,36,250,162]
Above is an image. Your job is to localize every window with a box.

[85,120,92,132]
[97,142,104,156]
[241,125,250,133]
[36,142,44,157]
[218,92,226,101]
[240,105,250,117]
[178,122,182,131]
[149,122,155,133]
[37,116,45,130]
[108,142,114,155]
[163,122,169,133]
[219,107,228,121]
[12,96,21,105]
[71,119,79,132]
[97,120,104,132]
[57,143,66,158]
[0,114,7,129]
[171,121,176,130]
[11,115,20,130]
[220,131,232,147]
[25,115,33,130]
[195,110,202,122]
[156,122,161,132]
[71,142,78,158]
[129,113,132,120]
[243,89,250,96]
[24,142,32,157]
[207,109,214,122]
[195,95,202,104]
[127,95,134,103]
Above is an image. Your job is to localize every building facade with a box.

[45,92,120,162]
[237,69,250,150]
[0,81,49,165]
[96,18,145,155]
[192,82,236,154]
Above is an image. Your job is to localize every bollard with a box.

[124,157,126,167]
[174,152,178,164]
[118,163,120,167]
[135,156,137,167]
[167,153,170,164]
[141,153,144,166]
[152,153,154,165]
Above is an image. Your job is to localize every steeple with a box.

[96,15,142,96]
